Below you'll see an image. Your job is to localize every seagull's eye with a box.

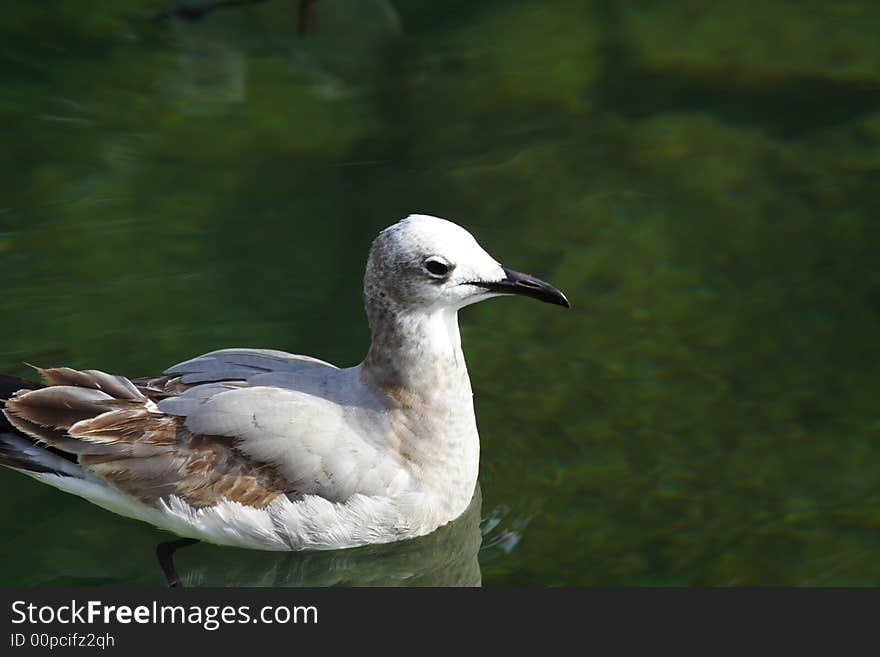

[424,257,452,278]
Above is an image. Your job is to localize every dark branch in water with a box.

[154,0,269,23]
[298,0,318,37]
[155,0,319,38]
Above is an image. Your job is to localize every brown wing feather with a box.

[131,374,194,400]
[2,367,290,509]
[33,366,143,400]
[5,386,119,429]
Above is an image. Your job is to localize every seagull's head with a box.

[364,214,570,313]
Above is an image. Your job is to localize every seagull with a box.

[0,214,569,554]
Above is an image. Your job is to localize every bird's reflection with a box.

[169,485,483,587]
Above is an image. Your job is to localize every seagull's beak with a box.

[475,266,571,308]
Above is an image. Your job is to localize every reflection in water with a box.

[480,504,529,555]
[171,31,248,108]
[172,486,483,587]
[161,0,402,111]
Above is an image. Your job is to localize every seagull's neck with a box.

[361,300,480,518]
[362,303,471,402]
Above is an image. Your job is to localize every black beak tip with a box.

[546,290,571,309]
[478,267,571,309]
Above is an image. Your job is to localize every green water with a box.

[1,0,880,586]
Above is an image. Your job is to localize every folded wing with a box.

[2,366,291,509]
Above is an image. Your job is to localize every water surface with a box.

[1,0,880,585]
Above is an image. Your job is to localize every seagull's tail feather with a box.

[1,365,289,521]
[0,372,85,478]
[0,374,44,449]
[0,433,86,477]
[1,366,182,489]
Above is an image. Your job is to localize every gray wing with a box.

[163,348,337,384]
